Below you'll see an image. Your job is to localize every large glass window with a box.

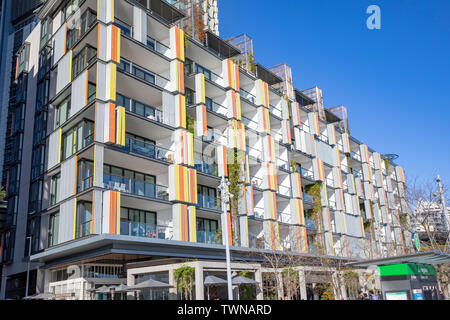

[61,120,94,161]
[48,212,60,248]
[24,216,41,256]
[71,45,96,79]
[50,173,61,205]
[77,159,94,192]
[28,180,43,213]
[55,96,71,127]
[75,201,92,239]
[120,208,156,237]
[31,145,46,180]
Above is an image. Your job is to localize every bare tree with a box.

[402,175,450,298]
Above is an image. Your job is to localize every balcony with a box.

[197,194,221,212]
[185,59,223,87]
[249,234,265,249]
[308,245,319,255]
[305,217,316,230]
[205,98,227,118]
[103,174,169,201]
[303,193,314,206]
[118,137,173,163]
[328,200,337,210]
[194,154,218,176]
[268,104,282,118]
[113,19,170,58]
[300,168,314,180]
[120,221,173,240]
[118,58,170,90]
[240,88,256,104]
[241,116,258,131]
[119,94,170,127]
[278,185,291,197]
[196,230,221,245]
[326,177,334,188]
[278,212,291,224]
[350,151,361,162]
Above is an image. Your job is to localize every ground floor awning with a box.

[345,251,450,268]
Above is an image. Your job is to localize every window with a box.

[71,45,96,79]
[61,0,84,22]
[55,96,71,127]
[50,174,61,205]
[103,164,156,197]
[196,217,218,233]
[24,216,41,256]
[113,19,131,38]
[33,112,47,146]
[75,201,92,239]
[31,145,46,180]
[2,229,15,263]
[48,212,60,247]
[28,180,43,213]
[40,18,53,49]
[120,208,156,236]
[77,159,94,192]
[61,120,94,161]
[66,9,97,50]
[16,44,30,77]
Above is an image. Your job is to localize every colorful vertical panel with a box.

[170,26,185,61]
[281,120,292,145]
[223,59,240,91]
[292,102,301,127]
[258,106,271,134]
[327,124,337,146]
[263,191,278,220]
[174,94,186,128]
[255,79,270,107]
[227,90,241,120]
[216,145,228,177]
[290,198,305,226]
[115,106,125,146]
[290,172,303,199]
[262,135,276,163]
[263,162,278,191]
[196,104,207,137]
[169,165,197,204]
[171,60,185,94]
[195,73,206,104]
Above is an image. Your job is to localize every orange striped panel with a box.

[108,103,116,143]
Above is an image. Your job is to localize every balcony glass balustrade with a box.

[103,173,169,201]
[196,230,221,244]
[120,221,172,240]
[303,193,314,206]
[351,151,361,162]
[299,168,314,180]
[194,154,218,176]
[241,116,258,131]
[117,58,169,90]
[205,98,227,117]
[240,88,256,104]
[269,104,282,118]
[305,217,316,230]
[197,194,221,211]
[119,137,173,163]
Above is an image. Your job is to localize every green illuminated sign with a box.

[378,264,436,276]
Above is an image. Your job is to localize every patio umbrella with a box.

[126,278,172,291]
[232,276,258,300]
[232,275,258,285]
[110,284,129,293]
[127,279,173,301]
[204,275,228,300]
[23,292,55,300]
[93,285,111,294]
[204,275,228,286]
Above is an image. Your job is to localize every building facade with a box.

[0,0,412,299]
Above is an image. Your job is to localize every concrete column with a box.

[194,262,204,300]
[298,269,307,300]
[255,269,264,300]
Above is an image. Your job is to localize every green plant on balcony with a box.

[186,115,195,135]
[214,228,222,244]
[291,160,298,173]
[0,187,5,201]
[228,149,245,245]
[174,264,195,300]
[248,52,256,74]
[305,182,326,254]
[184,32,189,51]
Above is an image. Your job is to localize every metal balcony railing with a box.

[120,221,173,240]
[103,174,169,201]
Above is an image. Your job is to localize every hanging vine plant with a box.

[174,265,195,300]
[227,149,244,245]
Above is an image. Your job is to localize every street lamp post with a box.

[218,176,233,300]
[25,236,32,298]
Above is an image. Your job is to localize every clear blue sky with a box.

[218,0,450,187]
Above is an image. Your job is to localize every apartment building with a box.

[0,0,412,299]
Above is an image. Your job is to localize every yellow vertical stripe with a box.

[110,63,117,101]
[116,192,121,234]
[73,197,77,239]
[190,206,196,242]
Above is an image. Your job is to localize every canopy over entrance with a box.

[346,251,450,268]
